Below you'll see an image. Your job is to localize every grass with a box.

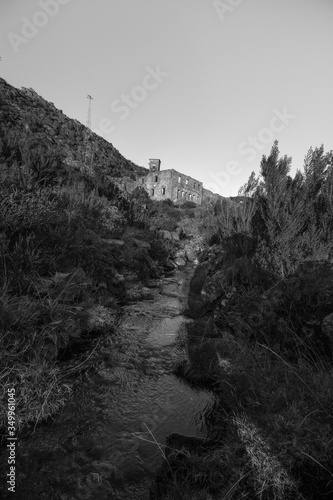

[171,315,332,498]
[215,332,333,498]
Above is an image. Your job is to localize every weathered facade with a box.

[141,159,205,205]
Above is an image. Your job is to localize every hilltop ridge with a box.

[0,77,148,183]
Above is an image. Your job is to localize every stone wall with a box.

[202,188,222,205]
[144,169,204,204]
[169,169,203,204]
[145,170,174,200]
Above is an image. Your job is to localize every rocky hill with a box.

[0,77,148,183]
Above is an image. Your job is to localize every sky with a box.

[1,0,332,196]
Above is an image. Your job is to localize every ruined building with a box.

[142,159,206,205]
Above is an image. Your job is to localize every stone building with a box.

[142,159,205,205]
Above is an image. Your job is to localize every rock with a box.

[114,273,125,283]
[201,270,227,303]
[170,232,180,241]
[101,238,124,246]
[175,249,186,259]
[161,230,172,240]
[160,283,181,298]
[123,271,138,283]
[145,279,163,288]
[174,257,186,268]
[126,286,154,302]
[185,247,197,262]
[322,313,333,353]
[132,238,151,249]
[141,287,154,299]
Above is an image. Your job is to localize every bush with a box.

[191,141,333,498]
[179,201,197,209]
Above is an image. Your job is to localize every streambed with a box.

[1,268,215,499]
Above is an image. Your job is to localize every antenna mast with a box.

[86,94,93,129]
[84,94,94,165]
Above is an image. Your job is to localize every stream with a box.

[1,268,216,499]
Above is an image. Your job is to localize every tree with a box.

[238,171,259,197]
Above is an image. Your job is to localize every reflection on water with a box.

[73,367,215,499]
[75,286,215,498]
[145,316,186,347]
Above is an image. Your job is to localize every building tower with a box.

[149,158,161,173]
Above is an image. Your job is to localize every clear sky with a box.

[1,0,332,195]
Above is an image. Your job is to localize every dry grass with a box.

[211,329,333,499]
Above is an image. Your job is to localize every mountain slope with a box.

[0,77,148,182]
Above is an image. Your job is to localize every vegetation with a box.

[0,80,177,432]
[157,142,333,499]
[2,75,333,498]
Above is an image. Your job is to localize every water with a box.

[1,270,215,500]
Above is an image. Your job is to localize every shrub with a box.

[179,201,197,209]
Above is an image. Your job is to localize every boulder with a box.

[185,246,197,262]
[174,257,186,268]
[170,232,180,241]
[174,226,182,235]
[132,238,151,250]
[159,230,172,240]
[163,231,172,240]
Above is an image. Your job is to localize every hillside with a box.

[0,77,148,182]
